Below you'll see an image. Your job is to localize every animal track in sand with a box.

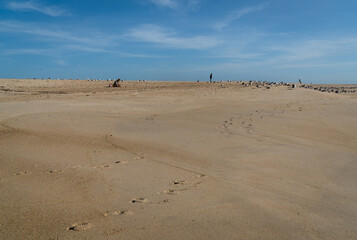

[131,197,148,203]
[271,102,303,114]
[144,114,158,122]
[220,115,256,134]
[219,117,235,135]
[240,115,254,131]
[68,222,91,231]
[222,118,233,128]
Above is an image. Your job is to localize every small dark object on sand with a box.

[112,78,121,87]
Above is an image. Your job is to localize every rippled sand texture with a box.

[0,79,356,240]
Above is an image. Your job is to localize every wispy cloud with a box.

[148,0,200,11]
[187,0,200,10]
[64,44,108,53]
[208,52,264,59]
[213,36,357,72]
[213,3,267,31]
[270,37,357,62]
[6,0,70,17]
[0,21,168,58]
[275,61,357,69]
[55,59,66,66]
[0,21,115,48]
[127,24,221,49]
[3,48,58,55]
[149,0,178,9]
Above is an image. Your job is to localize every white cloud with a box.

[213,4,267,31]
[6,0,70,16]
[127,24,221,49]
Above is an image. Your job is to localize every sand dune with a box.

[0,79,356,239]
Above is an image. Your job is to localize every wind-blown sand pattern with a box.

[0,79,356,240]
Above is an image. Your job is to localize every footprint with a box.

[133,153,145,160]
[15,171,29,176]
[113,210,133,216]
[114,160,127,164]
[91,165,110,169]
[47,170,63,174]
[193,181,203,187]
[103,210,133,217]
[172,180,186,185]
[106,228,123,236]
[131,198,148,203]
[163,189,179,195]
[68,222,91,231]
[158,199,171,204]
[194,173,206,178]
[99,165,110,168]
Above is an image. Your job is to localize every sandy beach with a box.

[0,79,356,240]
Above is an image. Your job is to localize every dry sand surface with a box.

[0,79,356,240]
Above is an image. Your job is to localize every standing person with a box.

[210,73,213,83]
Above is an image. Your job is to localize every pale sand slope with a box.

[0,80,356,240]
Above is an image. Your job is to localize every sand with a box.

[0,79,356,240]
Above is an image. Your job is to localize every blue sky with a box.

[0,0,357,83]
